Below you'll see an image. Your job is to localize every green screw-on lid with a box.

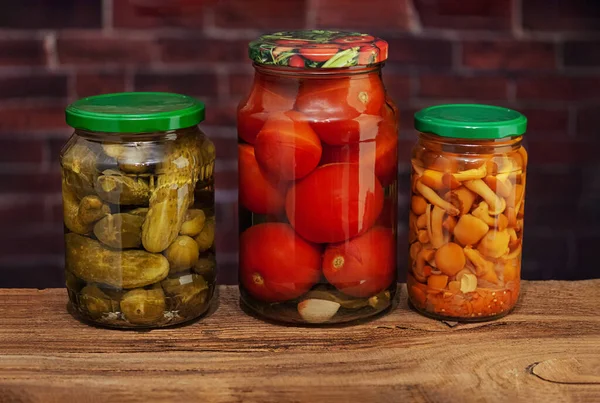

[65,92,205,133]
[414,104,527,140]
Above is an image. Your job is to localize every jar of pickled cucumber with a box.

[61,92,216,328]
[237,30,399,324]
[408,104,527,322]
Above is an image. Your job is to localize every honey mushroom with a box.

[414,248,435,283]
[420,169,460,190]
[429,205,448,248]
[434,243,465,276]
[477,229,510,258]
[471,201,508,231]
[464,179,506,215]
[415,180,460,216]
[463,246,499,284]
[444,187,476,216]
[447,163,487,182]
[453,214,489,246]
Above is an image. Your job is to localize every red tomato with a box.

[255,111,322,180]
[313,114,381,146]
[374,197,397,228]
[333,35,375,44]
[238,144,287,215]
[323,227,395,297]
[320,120,398,186]
[299,44,340,62]
[238,76,297,144]
[295,74,385,144]
[288,55,306,68]
[286,163,384,243]
[240,223,322,302]
[276,39,310,46]
[273,46,294,57]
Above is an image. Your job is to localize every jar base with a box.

[239,285,398,326]
[68,301,212,329]
[407,299,516,323]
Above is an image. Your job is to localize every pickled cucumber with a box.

[142,133,202,253]
[120,287,166,325]
[163,235,199,273]
[62,142,98,197]
[128,207,148,217]
[162,273,208,314]
[193,252,216,280]
[103,143,155,174]
[65,233,169,288]
[180,209,206,237]
[95,169,152,205]
[62,180,110,234]
[194,216,215,252]
[80,285,119,319]
[93,213,144,249]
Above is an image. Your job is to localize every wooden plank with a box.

[0,280,598,402]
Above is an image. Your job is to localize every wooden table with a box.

[0,280,598,402]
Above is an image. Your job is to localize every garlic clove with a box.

[298,299,341,323]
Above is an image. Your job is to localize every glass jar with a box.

[61,92,216,328]
[237,30,399,324]
[408,104,527,322]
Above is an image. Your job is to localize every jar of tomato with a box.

[237,30,399,324]
[408,104,527,322]
[61,92,216,328]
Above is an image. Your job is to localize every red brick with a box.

[526,141,597,165]
[462,41,556,70]
[316,0,410,30]
[517,108,569,138]
[134,72,219,98]
[213,136,238,160]
[215,201,238,253]
[414,0,511,30]
[576,106,600,138]
[75,72,127,98]
[384,73,412,102]
[203,102,237,127]
[522,0,600,32]
[0,172,61,194]
[564,41,600,68]
[0,140,45,166]
[0,39,45,66]
[387,38,453,67]
[0,231,64,257]
[516,76,600,102]
[159,38,248,64]
[0,263,65,288]
[113,0,207,29]
[0,196,46,225]
[57,38,155,66]
[418,74,508,100]
[0,0,102,29]
[215,169,237,190]
[229,72,255,98]
[0,106,66,133]
[215,0,307,29]
[398,107,419,132]
[0,75,68,100]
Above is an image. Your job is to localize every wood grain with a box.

[0,280,598,402]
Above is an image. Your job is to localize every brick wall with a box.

[0,0,598,287]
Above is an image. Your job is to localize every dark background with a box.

[0,0,598,287]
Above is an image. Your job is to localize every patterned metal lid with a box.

[249,30,389,68]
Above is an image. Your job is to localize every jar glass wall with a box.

[408,105,527,322]
[237,31,399,324]
[61,93,216,328]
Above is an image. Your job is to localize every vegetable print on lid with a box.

[249,30,389,68]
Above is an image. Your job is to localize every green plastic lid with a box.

[65,92,205,133]
[414,104,527,140]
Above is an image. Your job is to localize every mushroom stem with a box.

[502,244,522,260]
[471,201,508,230]
[416,213,428,229]
[414,248,435,283]
[463,246,499,284]
[451,164,487,182]
[484,175,513,198]
[430,206,447,248]
[411,159,424,176]
[464,179,506,215]
[416,180,460,216]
